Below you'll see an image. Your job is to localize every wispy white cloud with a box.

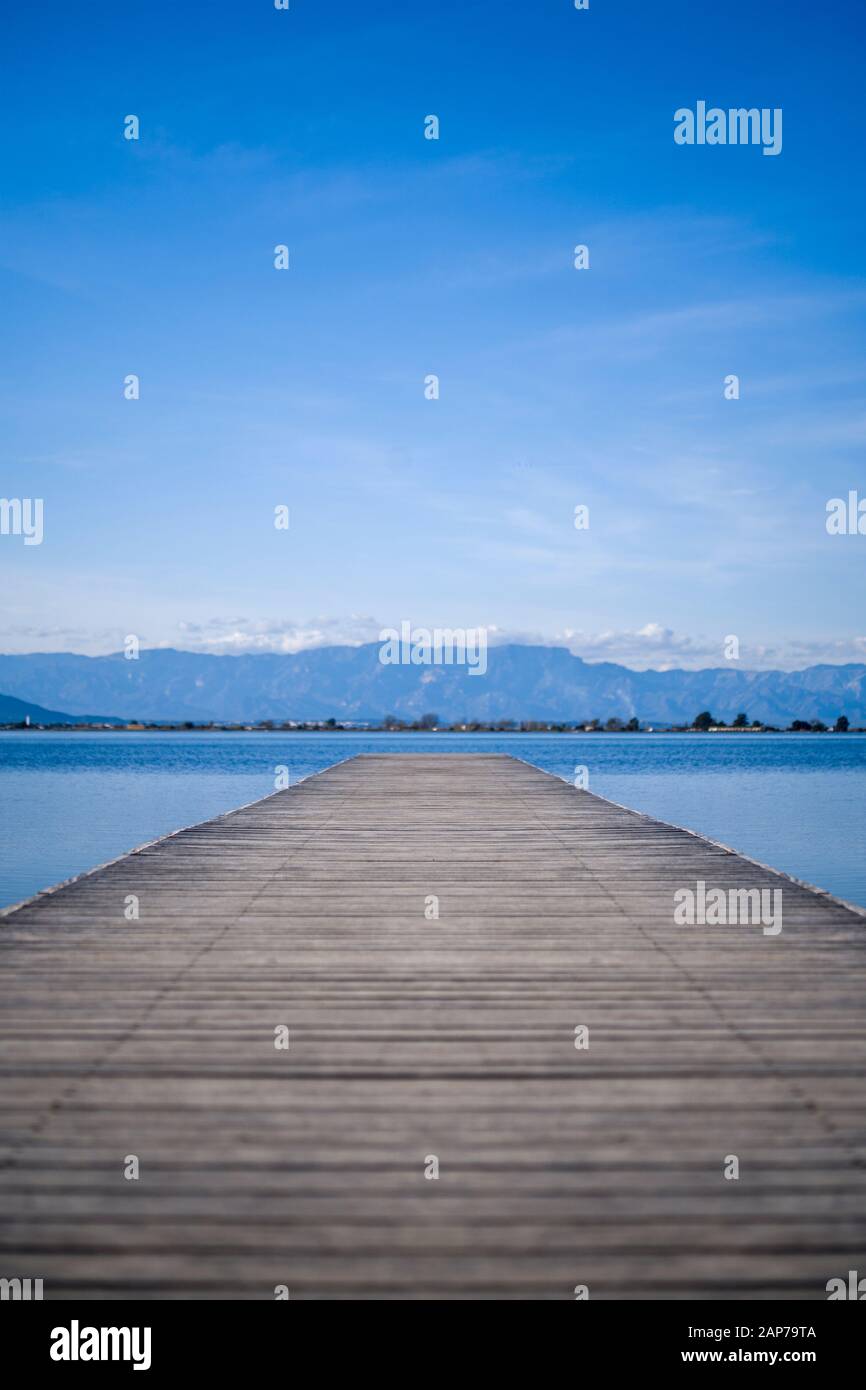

[529,625,866,672]
[175,615,384,654]
[158,617,866,673]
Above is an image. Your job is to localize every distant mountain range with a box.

[0,691,122,726]
[0,645,864,726]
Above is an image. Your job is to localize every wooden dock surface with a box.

[1,752,865,1300]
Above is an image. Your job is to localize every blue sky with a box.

[1,0,865,669]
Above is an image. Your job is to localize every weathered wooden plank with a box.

[1,753,865,1299]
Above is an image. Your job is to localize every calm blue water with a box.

[1,731,864,911]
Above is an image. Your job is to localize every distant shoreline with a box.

[2,723,864,735]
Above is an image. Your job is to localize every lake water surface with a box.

[1,731,864,911]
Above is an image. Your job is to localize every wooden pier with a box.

[1,753,865,1299]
